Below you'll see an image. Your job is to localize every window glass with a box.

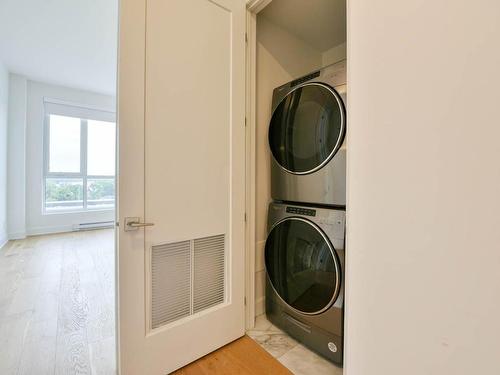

[48,115,81,173]
[87,120,116,176]
[45,178,84,211]
[44,108,116,213]
[87,178,115,210]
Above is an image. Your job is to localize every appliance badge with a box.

[328,342,338,353]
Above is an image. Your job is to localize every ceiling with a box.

[260,0,346,52]
[0,0,118,95]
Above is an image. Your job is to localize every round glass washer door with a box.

[264,217,341,315]
[268,82,345,175]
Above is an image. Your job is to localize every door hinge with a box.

[244,296,247,306]
[245,117,247,127]
[245,33,248,43]
[244,213,247,222]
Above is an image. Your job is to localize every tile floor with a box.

[247,314,343,375]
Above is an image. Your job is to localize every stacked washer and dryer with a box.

[264,60,347,365]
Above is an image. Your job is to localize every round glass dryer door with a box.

[265,217,341,315]
[269,83,345,174]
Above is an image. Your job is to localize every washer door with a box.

[268,82,345,175]
[265,217,341,315]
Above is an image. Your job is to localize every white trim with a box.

[255,296,265,316]
[27,224,77,236]
[244,0,273,330]
[8,232,27,240]
[44,97,116,114]
[44,102,116,123]
[245,8,257,330]
[26,223,113,237]
[0,237,9,251]
[246,0,272,13]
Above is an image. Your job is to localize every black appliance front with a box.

[264,216,344,365]
[268,82,345,175]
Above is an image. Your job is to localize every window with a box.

[44,101,116,213]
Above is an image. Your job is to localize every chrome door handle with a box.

[124,217,155,231]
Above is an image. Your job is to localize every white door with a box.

[117,0,246,373]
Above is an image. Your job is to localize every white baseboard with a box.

[27,223,113,237]
[255,296,265,316]
[27,224,75,236]
[0,234,9,250]
[8,231,27,240]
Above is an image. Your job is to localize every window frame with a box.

[43,99,116,214]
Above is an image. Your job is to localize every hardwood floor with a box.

[0,229,115,375]
[0,229,327,374]
[173,335,292,375]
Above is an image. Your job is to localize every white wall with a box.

[322,42,347,66]
[0,61,8,247]
[25,80,116,235]
[7,74,27,239]
[254,15,323,315]
[346,0,500,374]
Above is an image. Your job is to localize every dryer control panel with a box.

[286,206,316,216]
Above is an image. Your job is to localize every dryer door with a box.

[268,83,345,175]
[265,217,341,315]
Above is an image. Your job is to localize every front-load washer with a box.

[265,202,345,365]
[269,60,347,207]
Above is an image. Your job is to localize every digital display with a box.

[286,206,316,217]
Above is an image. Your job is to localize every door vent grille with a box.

[151,240,191,328]
[193,235,225,313]
[150,234,226,330]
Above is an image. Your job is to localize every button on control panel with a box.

[286,206,316,217]
[290,70,321,87]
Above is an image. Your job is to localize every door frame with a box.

[244,0,273,329]
[243,5,351,362]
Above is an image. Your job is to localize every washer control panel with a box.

[286,206,316,217]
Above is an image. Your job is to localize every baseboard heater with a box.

[73,221,114,231]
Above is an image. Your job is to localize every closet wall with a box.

[323,42,347,67]
[254,3,346,315]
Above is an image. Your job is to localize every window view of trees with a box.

[87,179,115,208]
[87,179,114,201]
[45,178,83,203]
[45,178,115,210]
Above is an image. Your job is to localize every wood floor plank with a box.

[0,311,33,375]
[84,282,115,343]
[17,319,58,375]
[55,329,92,375]
[173,335,293,375]
[0,229,116,375]
[88,336,116,375]
[58,265,89,335]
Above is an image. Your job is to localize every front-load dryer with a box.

[265,202,345,365]
[269,60,347,207]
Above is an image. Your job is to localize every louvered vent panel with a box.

[193,234,225,313]
[151,240,191,329]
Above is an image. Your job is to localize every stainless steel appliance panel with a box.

[269,61,347,206]
[265,202,345,365]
